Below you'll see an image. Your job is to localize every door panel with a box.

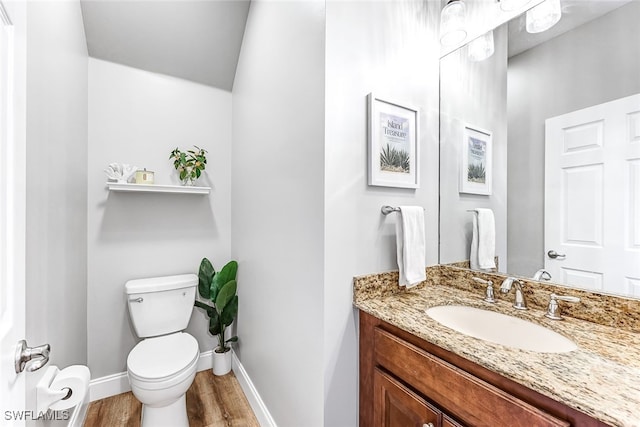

[0,0,26,423]
[545,93,640,295]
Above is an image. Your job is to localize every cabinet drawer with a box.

[374,327,569,427]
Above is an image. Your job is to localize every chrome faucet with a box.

[533,269,552,281]
[472,277,495,303]
[500,277,527,310]
[545,293,580,320]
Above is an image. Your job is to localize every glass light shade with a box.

[468,30,495,62]
[499,0,533,11]
[526,0,562,33]
[440,0,467,46]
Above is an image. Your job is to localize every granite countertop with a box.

[354,280,640,427]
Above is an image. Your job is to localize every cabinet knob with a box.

[423,424,434,427]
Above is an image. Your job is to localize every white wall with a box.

[231,1,326,426]
[439,25,508,268]
[24,0,88,419]
[324,1,440,425]
[87,58,232,378]
[507,2,640,276]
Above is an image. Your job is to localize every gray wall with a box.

[231,1,326,425]
[25,0,88,408]
[324,1,440,424]
[507,2,640,276]
[87,58,232,378]
[440,25,509,268]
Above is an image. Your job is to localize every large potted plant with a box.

[194,258,238,375]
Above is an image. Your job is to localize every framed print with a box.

[460,125,492,195]
[367,93,419,189]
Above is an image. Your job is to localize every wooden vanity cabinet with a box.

[359,311,608,427]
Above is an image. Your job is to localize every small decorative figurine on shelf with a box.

[169,146,208,186]
[104,163,137,183]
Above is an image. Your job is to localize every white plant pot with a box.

[212,348,232,376]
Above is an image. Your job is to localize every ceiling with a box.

[80,0,251,91]
[80,0,632,88]
[508,0,633,57]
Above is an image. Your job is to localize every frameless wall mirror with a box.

[439,0,640,298]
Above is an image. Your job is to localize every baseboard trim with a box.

[231,351,277,427]
[89,371,130,402]
[197,349,214,371]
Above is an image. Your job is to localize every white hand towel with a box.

[470,208,496,270]
[395,206,426,288]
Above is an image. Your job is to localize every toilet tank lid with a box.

[125,274,198,294]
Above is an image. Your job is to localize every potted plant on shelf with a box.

[194,257,238,376]
[169,146,208,186]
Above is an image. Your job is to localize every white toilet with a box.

[125,274,200,427]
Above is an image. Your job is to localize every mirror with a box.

[439,0,640,297]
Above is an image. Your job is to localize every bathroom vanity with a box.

[354,266,640,427]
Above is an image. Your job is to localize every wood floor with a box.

[84,370,260,427]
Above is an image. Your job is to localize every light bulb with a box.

[440,0,467,47]
[526,0,562,33]
[468,31,495,62]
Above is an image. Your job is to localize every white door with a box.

[545,93,640,295]
[0,0,26,423]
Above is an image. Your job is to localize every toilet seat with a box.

[127,332,199,387]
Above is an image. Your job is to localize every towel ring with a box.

[381,205,424,216]
[381,206,401,215]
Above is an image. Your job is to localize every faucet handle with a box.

[545,293,580,320]
[472,277,495,303]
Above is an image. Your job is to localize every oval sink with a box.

[426,305,577,353]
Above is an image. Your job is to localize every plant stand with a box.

[212,348,232,376]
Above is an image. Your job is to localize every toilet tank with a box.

[125,274,197,338]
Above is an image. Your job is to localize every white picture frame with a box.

[460,125,492,195]
[367,93,420,189]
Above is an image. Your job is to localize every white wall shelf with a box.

[106,182,210,195]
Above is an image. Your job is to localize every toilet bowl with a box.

[125,274,199,427]
[128,332,199,426]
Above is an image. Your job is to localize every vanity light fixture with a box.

[498,0,533,12]
[468,30,495,62]
[440,0,468,46]
[526,0,562,33]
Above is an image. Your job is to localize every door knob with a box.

[547,250,566,259]
[15,340,50,373]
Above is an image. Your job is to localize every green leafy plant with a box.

[194,258,238,353]
[169,146,208,182]
[380,144,410,173]
[467,163,486,182]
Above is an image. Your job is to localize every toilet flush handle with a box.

[129,297,143,303]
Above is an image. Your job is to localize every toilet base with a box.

[141,394,188,427]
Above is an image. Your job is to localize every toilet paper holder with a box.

[36,367,70,413]
[36,365,89,414]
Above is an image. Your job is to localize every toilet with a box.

[125,274,200,427]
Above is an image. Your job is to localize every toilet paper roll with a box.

[48,365,90,411]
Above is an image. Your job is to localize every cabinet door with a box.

[374,368,440,427]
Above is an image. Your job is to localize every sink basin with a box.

[425,305,577,353]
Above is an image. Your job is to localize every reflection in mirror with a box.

[439,1,640,297]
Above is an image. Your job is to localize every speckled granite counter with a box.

[354,268,640,427]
